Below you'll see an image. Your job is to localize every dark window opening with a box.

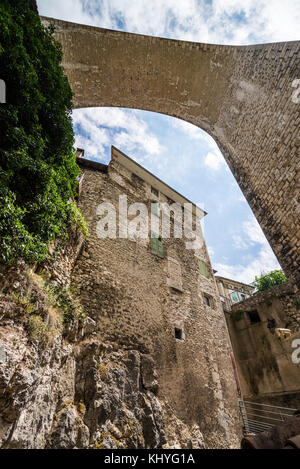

[204,295,210,307]
[267,318,277,333]
[151,186,159,197]
[248,310,261,324]
[174,327,183,340]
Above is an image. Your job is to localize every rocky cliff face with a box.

[0,232,207,449]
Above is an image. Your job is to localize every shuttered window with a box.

[151,232,163,256]
[230,291,239,303]
[151,201,160,217]
[198,259,210,278]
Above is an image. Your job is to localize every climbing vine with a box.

[0,0,83,265]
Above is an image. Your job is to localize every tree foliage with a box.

[253,270,287,292]
[0,0,84,264]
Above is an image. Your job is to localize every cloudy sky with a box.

[37,0,300,284]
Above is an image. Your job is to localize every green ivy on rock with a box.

[0,0,84,264]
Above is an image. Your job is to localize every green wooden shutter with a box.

[151,236,157,252]
[230,291,238,303]
[198,259,210,278]
[156,236,163,255]
[151,232,163,255]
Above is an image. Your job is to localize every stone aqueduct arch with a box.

[42,17,300,286]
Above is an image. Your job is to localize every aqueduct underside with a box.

[42,17,300,287]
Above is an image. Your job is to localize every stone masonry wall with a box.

[0,230,218,449]
[71,151,241,448]
[226,282,300,403]
[232,281,300,333]
[0,259,206,449]
[42,16,300,289]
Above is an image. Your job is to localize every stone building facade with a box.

[215,275,255,313]
[226,281,300,408]
[42,15,300,290]
[72,146,241,448]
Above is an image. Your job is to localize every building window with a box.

[239,292,247,301]
[151,200,160,217]
[204,295,210,307]
[230,291,239,303]
[151,186,159,197]
[203,293,214,309]
[248,310,261,324]
[267,318,276,332]
[174,327,183,340]
[198,259,210,278]
[151,232,163,256]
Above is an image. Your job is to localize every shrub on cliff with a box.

[0,0,83,264]
[253,270,287,292]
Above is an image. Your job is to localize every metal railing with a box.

[239,399,297,435]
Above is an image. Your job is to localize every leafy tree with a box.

[253,270,287,292]
[0,0,85,264]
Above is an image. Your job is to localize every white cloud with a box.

[214,247,281,284]
[232,234,249,250]
[72,107,164,164]
[208,246,215,257]
[38,0,300,45]
[73,111,110,157]
[214,216,281,283]
[204,151,226,171]
[172,120,227,171]
[38,0,96,25]
[243,217,268,246]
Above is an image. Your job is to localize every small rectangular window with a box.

[175,327,183,340]
[248,310,261,324]
[230,291,239,303]
[203,293,214,309]
[198,259,210,278]
[204,295,210,307]
[151,186,159,197]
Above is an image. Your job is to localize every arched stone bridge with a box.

[41,17,300,286]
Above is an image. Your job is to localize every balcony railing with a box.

[239,399,297,435]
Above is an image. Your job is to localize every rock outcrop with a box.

[0,233,206,449]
